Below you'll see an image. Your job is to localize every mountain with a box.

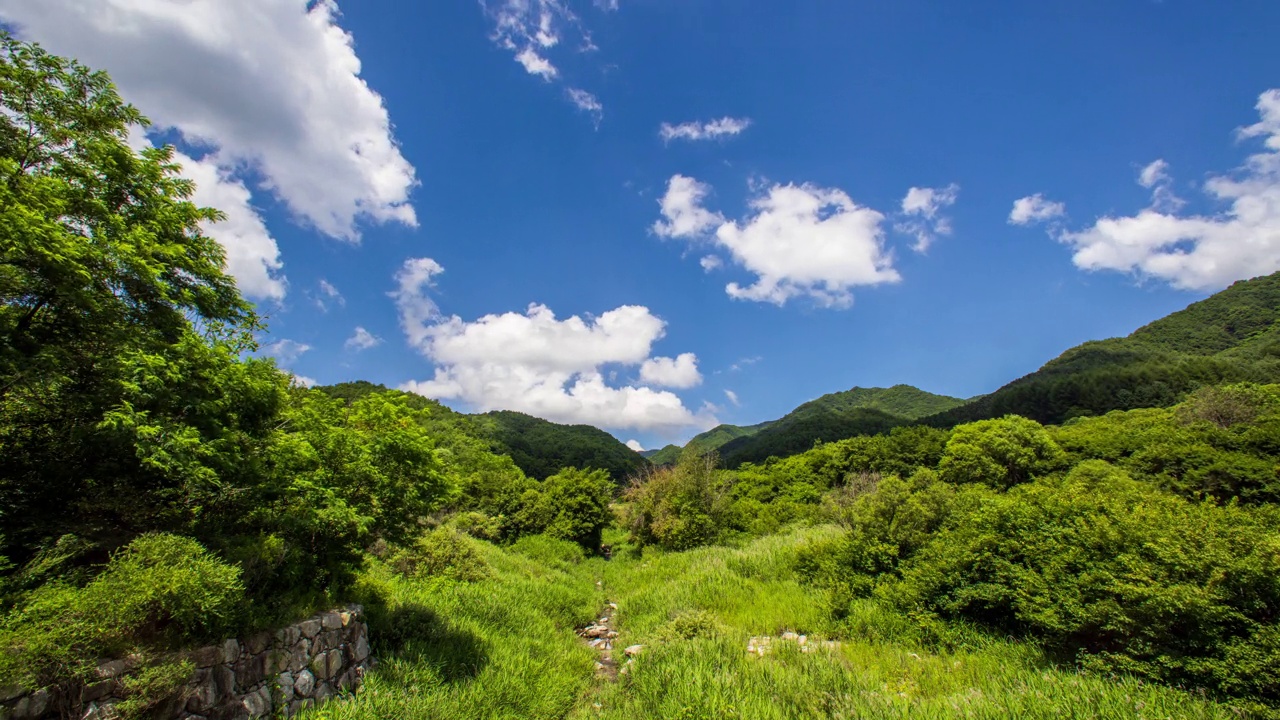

[923,272,1280,428]
[715,385,966,467]
[315,382,648,482]
[644,445,681,464]
[471,411,650,482]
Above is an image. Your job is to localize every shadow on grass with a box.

[368,602,489,684]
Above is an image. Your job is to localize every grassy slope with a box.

[307,529,1238,720]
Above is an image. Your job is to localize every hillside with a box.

[924,272,1280,428]
[718,385,966,467]
[472,410,650,481]
[648,421,774,465]
[317,383,647,482]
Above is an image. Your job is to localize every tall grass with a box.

[301,527,1245,720]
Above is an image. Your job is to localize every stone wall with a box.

[1,605,371,720]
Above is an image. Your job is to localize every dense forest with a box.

[2,36,1280,720]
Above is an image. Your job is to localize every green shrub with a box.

[527,467,614,551]
[451,511,504,542]
[0,534,242,691]
[388,528,493,583]
[624,452,733,550]
[883,461,1280,705]
[658,609,723,641]
[938,415,1065,488]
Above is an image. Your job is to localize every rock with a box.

[293,670,315,698]
[606,631,618,639]
[349,634,370,663]
[607,602,618,610]
[313,682,333,703]
[80,701,120,720]
[246,632,272,656]
[339,611,352,627]
[623,645,644,657]
[274,672,295,706]
[582,625,609,639]
[298,619,322,639]
[288,698,314,718]
[191,644,224,668]
[10,688,50,719]
[781,631,799,641]
[214,664,236,699]
[235,652,268,688]
[81,679,113,703]
[241,686,272,718]
[186,670,217,713]
[320,612,343,631]
[265,650,290,676]
[287,640,311,673]
[221,639,241,664]
[275,625,302,649]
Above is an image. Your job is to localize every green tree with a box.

[0,35,258,563]
[938,415,1064,489]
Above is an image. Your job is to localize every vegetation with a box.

[5,35,1280,720]
[718,385,965,467]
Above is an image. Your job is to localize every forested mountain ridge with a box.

[317,382,648,482]
[923,272,1280,428]
[473,410,649,481]
[716,385,966,467]
[647,421,775,465]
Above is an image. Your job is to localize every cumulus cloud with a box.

[345,327,382,352]
[724,389,741,406]
[516,47,558,80]
[639,353,702,389]
[0,0,418,248]
[700,255,723,272]
[172,150,287,300]
[263,339,312,365]
[393,260,713,432]
[896,184,960,253]
[1009,194,1067,225]
[659,117,753,143]
[654,175,901,307]
[652,175,725,239]
[391,257,446,349]
[1027,90,1280,291]
[291,374,318,388]
[625,439,644,452]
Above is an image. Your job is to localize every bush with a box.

[624,452,733,551]
[388,528,493,583]
[938,415,1065,488]
[0,534,243,692]
[882,461,1280,705]
[522,467,614,551]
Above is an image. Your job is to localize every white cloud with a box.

[729,356,761,372]
[659,117,753,143]
[1139,159,1171,189]
[639,353,702,389]
[173,150,287,300]
[567,88,603,125]
[391,257,446,350]
[1136,159,1184,213]
[315,279,345,312]
[724,389,740,406]
[345,326,382,352]
[291,374,318,388]
[263,339,312,365]
[652,175,725,239]
[0,0,418,244]
[625,439,644,452]
[515,47,558,79]
[700,255,723,272]
[393,261,714,432]
[897,184,960,252]
[655,175,901,307]
[1009,194,1067,225]
[1036,90,1280,291]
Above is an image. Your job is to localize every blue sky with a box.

[4,1,1280,448]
